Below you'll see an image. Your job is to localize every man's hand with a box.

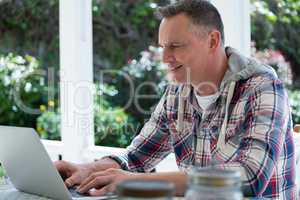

[54,157,121,188]
[76,170,188,197]
[76,168,135,196]
[54,160,95,188]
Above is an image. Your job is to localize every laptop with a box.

[0,126,116,200]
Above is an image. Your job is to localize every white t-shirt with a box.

[195,92,219,111]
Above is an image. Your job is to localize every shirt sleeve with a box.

[215,78,295,197]
[110,87,173,172]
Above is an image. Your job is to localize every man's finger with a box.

[77,175,112,194]
[77,173,96,189]
[88,184,114,196]
[54,160,76,180]
[65,175,78,188]
[77,171,106,190]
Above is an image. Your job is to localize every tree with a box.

[251,0,300,87]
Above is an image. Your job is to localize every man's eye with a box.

[169,44,181,49]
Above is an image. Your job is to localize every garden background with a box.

[0,0,299,149]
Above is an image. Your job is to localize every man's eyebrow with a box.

[158,41,185,47]
[158,43,169,48]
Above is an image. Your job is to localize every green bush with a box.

[0,53,135,147]
[0,0,59,68]
[37,84,135,147]
[94,95,135,147]
[0,0,166,71]
[251,46,293,86]
[251,0,300,86]
[36,101,60,140]
[0,0,169,130]
[0,53,49,127]
[0,165,4,178]
[36,46,168,147]
[105,46,167,123]
[288,90,300,125]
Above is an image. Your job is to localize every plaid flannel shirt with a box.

[112,48,298,199]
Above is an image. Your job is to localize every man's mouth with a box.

[169,65,183,72]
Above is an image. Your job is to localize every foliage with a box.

[36,46,167,146]
[0,165,4,178]
[251,44,293,86]
[288,90,300,125]
[36,101,60,140]
[0,0,59,68]
[37,84,135,147]
[105,46,167,123]
[0,0,169,132]
[0,0,167,70]
[0,53,49,127]
[0,52,135,147]
[94,95,135,147]
[92,0,165,69]
[251,0,300,86]
[0,0,167,147]
[251,0,300,123]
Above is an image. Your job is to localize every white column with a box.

[210,0,251,56]
[59,0,94,162]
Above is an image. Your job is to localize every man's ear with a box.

[208,30,221,51]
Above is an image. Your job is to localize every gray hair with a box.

[157,0,225,45]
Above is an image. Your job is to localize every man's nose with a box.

[162,48,175,64]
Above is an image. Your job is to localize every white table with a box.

[0,181,183,200]
[0,178,267,200]
[0,181,51,200]
[0,180,115,200]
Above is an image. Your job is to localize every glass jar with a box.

[116,180,175,200]
[185,167,243,200]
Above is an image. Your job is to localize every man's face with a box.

[158,13,211,86]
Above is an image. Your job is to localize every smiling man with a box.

[55,0,297,198]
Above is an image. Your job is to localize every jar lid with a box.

[116,180,175,198]
[188,167,241,187]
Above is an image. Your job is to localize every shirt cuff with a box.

[103,155,129,171]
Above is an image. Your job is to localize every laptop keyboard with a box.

[69,187,89,198]
[4,177,116,199]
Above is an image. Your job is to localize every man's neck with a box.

[193,49,228,96]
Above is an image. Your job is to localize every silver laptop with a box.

[0,126,115,200]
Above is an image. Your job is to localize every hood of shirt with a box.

[220,47,277,88]
[176,47,278,137]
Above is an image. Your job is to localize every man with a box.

[55,0,297,198]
